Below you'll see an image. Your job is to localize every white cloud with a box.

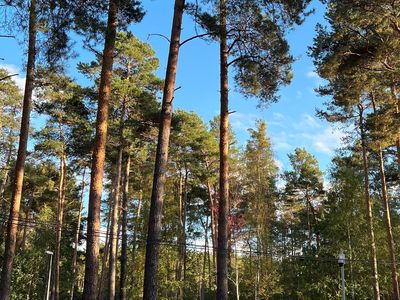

[230,112,260,131]
[306,71,318,78]
[292,113,321,130]
[302,127,345,154]
[0,63,25,92]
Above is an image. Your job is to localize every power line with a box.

[0,213,396,265]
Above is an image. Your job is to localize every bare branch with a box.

[147,33,170,43]
[0,35,15,38]
[0,74,19,81]
[179,32,215,47]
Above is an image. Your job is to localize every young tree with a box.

[243,120,278,298]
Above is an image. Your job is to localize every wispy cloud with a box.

[230,112,260,131]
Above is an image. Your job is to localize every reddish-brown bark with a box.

[217,0,229,298]
[82,0,119,298]
[0,1,36,298]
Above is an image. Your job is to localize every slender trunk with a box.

[19,210,29,251]
[206,180,217,268]
[217,0,229,298]
[98,175,116,299]
[378,146,399,299]
[108,147,123,299]
[142,1,184,299]
[370,97,400,300]
[347,227,355,299]
[119,154,130,300]
[390,86,400,169]
[83,0,118,298]
[52,125,67,300]
[0,1,36,297]
[176,173,184,300]
[128,189,142,295]
[0,131,13,198]
[358,104,380,300]
[235,241,239,300]
[108,98,126,299]
[0,138,13,247]
[70,169,86,300]
[201,216,208,300]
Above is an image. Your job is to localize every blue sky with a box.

[0,0,344,175]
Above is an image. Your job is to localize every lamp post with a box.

[45,250,53,300]
[338,248,346,300]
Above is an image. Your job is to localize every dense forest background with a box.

[0,0,399,299]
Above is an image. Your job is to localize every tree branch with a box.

[0,74,18,81]
[147,33,170,43]
[179,32,215,47]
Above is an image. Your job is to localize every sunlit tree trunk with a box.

[143,1,185,299]
[0,1,36,297]
[70,169,86,300]
[217,0,229,298]
[358,104,380,300]
[83,0,119,298]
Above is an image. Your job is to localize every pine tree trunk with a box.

[98,174,116,299]
[142,1,184,299]
[108,147,123,299]
[70,169,86,300]
[378,147,399,299]
[206,179,217,268]
[119,153,130,300]
[358,104,380,300]
[0,130,13,199]
[19,210,29,251]
[217,0,229,298]
[371,97,400,300]
[0,0,36,297]
[52,128,67,300]
[83,0,119,298]
[128,189,142,296]
[0,136,14,247]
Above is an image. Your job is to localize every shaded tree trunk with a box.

[98,173,117,299]
[108,98,126,299]
[119,153,130,300]
[142,1,185,299]
[377,147,399,299]
[52,124,67,300]
[206,179,217,268]
[217,0,229,298]
[128,189,142,295]
[371,97,399,300]
[82,0,119,298]
[19,210,29,251]
[0,0,36,298]
[108,147,123,299]
[70,169,86,300]
[358,104,380,300]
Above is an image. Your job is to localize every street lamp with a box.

[338,248,346,300]
[45,250,53,300]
